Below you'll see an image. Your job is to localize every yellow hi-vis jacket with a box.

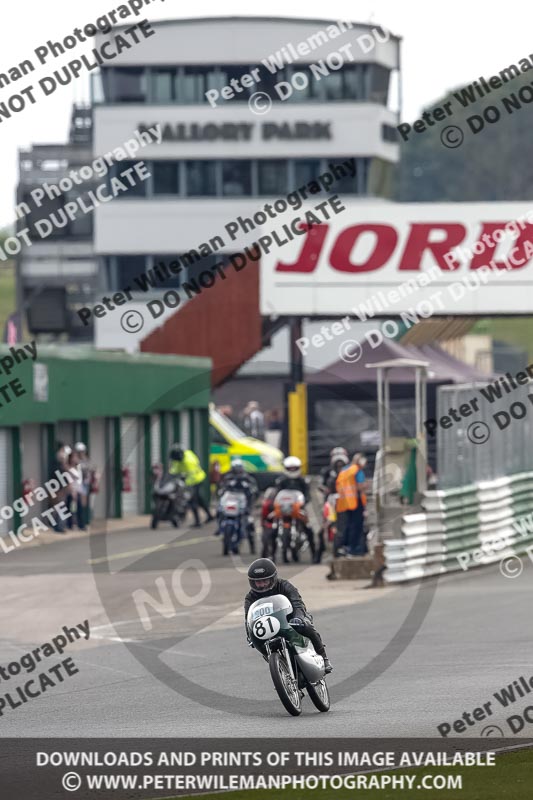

[169,450,206,486]
[335,465,366,512]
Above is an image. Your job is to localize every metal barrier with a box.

[384,471,533,583]
[436,376,533,489]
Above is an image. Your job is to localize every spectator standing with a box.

[65,450,85,531]
[74,442,92,529]
[243,401,265,440]
[48,443,71,533]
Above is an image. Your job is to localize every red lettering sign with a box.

[397,223,466,271]
[329,224,398,273]
[273,220,533,273]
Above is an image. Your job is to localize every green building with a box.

[0,346,211,519]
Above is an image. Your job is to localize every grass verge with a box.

[161,748,532,800]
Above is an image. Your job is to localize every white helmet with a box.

[330,446,348,464]
[74,442,87,453]
[230,457,245,475]
[332,452,349,468]
[283,456,302,478]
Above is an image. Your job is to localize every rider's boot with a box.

[318,647,333,673]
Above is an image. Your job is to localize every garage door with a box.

[88,418,106,520]
[180,410,190,449]
[0,429,12,511]
[150,415,161,467]
[120,417,144,516]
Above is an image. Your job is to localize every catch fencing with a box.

[437,376,533,489]
[384,471,533,583]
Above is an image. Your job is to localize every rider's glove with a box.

[290,617,305,628]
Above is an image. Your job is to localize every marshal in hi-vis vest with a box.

[335,465,366,512]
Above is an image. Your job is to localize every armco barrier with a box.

[384,471,533,583]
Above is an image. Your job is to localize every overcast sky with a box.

[1,0,532,226]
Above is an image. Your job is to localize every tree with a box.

[394,71,533,201]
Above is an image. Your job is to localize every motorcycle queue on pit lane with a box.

[247,594,330,716]
[218,487,255,556]
[264,488,310,563]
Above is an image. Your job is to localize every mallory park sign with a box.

[137,121,332,142]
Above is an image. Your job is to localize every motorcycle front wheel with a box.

[306,678,331,712]
[269,651,302,716]
[282,527,292,563]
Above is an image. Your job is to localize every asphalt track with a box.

[0,518,532,739]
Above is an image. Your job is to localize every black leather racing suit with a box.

[320,466,339,494]
[244,578,325,657]
[273,476,315,558]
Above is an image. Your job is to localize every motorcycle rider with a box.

[169,443,213,527]
[216,458,258,551]
[320,447,350,494]
[318,448,349,559]
[244,558,332,673]
[273,456,316,560]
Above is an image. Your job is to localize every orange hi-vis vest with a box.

[336,465,366,512]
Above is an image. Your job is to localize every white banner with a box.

[260,202,533,317]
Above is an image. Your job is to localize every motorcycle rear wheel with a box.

[306,678,331,712]
[269,652,302,716]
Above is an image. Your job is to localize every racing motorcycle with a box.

[218,489,249,555]
[247,593,330,716]
[150,468,190,530]
[272,489,308,563]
